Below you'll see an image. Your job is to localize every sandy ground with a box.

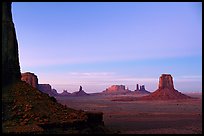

[56,93,202,134]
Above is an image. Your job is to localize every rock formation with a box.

[72,86,89,96]
[21,72,58,97]
[21,72,38,88]
[134,84,150,94]
[59,90,71,96]
[136,84,139,91]
[103,85,130,95]
[141,74,191,100]
[2,2,21,86]
[38,84,58,96]
[158,74,174,89]
[108,85,126,92]
[2,3,108,134]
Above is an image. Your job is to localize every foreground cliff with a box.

[2,81,107,134]
[2,2,21,86]
[2,2,111,134]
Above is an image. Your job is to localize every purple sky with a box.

[12,2,202,93]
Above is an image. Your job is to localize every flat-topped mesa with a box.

[107,85,126,92]
[38,84,59,96]
[158,74,174,90]
[21,72,38,88]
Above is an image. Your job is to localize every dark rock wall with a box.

[2,2,21,86]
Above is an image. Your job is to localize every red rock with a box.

[140,74,191,100]
[158,74,174,89]
[34,117,39,121]
[21,72,38,88]
[22,114,27,119]
[20,122,26,126]
[24,118,29,122]
[103,85,130,94]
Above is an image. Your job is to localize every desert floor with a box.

[56,93,202,134]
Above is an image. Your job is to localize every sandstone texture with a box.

[21,72,38,88]
[158,74,174,89]
[103,85,130,95]
[141,74,191,100]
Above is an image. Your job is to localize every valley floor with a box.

[56,93,202,134]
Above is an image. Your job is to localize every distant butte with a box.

[103,85,130,95]
[134,84,150,94]
[140,74,191,100]
[72,86,89,96]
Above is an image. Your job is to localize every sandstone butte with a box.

[21,72,38,88]
[21,72,59,97]
[103,85,130,94]
[140,74,191,100]
[134,84,150,94]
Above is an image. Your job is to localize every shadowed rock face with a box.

[2,2,21,86]
[72,86,89,96]
[60,90,72,96]
[21,72,38,88]
[38,84,59,96]
[134,84,150,94]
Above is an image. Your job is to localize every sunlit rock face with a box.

[102,85,130,95]
[21,72,38,88]
[140,74,191,100]
[2,2,21,86]
[106,85,126,92]
[158,74,174,90]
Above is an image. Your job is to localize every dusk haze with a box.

[2,2,202,134]
[12,2,202,93]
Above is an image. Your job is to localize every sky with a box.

[12,2,202,93]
